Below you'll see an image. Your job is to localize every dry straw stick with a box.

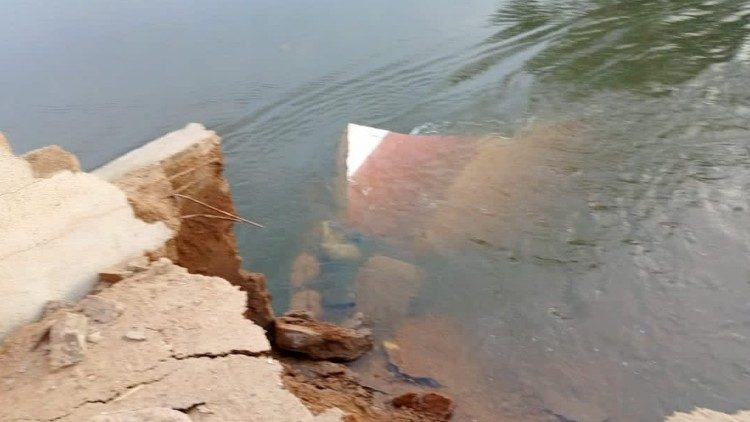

[173,193,264,228]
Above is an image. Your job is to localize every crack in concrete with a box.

[171,349,268,360]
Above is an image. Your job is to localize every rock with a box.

[80,295,124,323]
[123,328,146,342]
[321,242,362,261]
[392,392,455,421]
[49,312,87,370]
[22,145,81,178]
[0,132,10,154]
[319,221,362,261]
[355,255,423,325]
[87,407,192,421]
[238,270,275,328]
[290,289,323,318]
[275,311,372,361]
[290,252,321,288]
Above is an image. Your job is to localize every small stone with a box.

[392,392,455,421]
[274,312,372,361]
[49,312,87,370]
[125,255,150,272]
[98,268,133,284]
[86,332,103,344]
[123,328,146,342]
[80,295,124,323]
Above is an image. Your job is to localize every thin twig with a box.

[180,214,241,222]
[173,193,264,228]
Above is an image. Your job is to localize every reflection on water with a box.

[455,0,750,93]
[2,0,750,420]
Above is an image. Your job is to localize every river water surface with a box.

[2,1,750,421]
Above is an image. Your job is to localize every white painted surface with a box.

[93,123,215,181]
[345,123,389,178]
[0,153,172,339]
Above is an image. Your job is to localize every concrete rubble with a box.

[275,311,373,361]
[48,311,88,370]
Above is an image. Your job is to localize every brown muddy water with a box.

[2,1,750,421]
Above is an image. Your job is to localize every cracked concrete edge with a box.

[0,260,342,421]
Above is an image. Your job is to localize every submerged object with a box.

[341,123,478,240]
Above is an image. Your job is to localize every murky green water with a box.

[2,1,750,420]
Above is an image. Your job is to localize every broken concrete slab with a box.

[22,144,81,178]
[355,255,423,326]
[0,261,338,421]
[49,312,88,370]
[93,123,242,282]
[0,148,172,339]
[275,311,372,361]
[93,123,275,327]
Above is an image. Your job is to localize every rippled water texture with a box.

[2,0,750,420]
